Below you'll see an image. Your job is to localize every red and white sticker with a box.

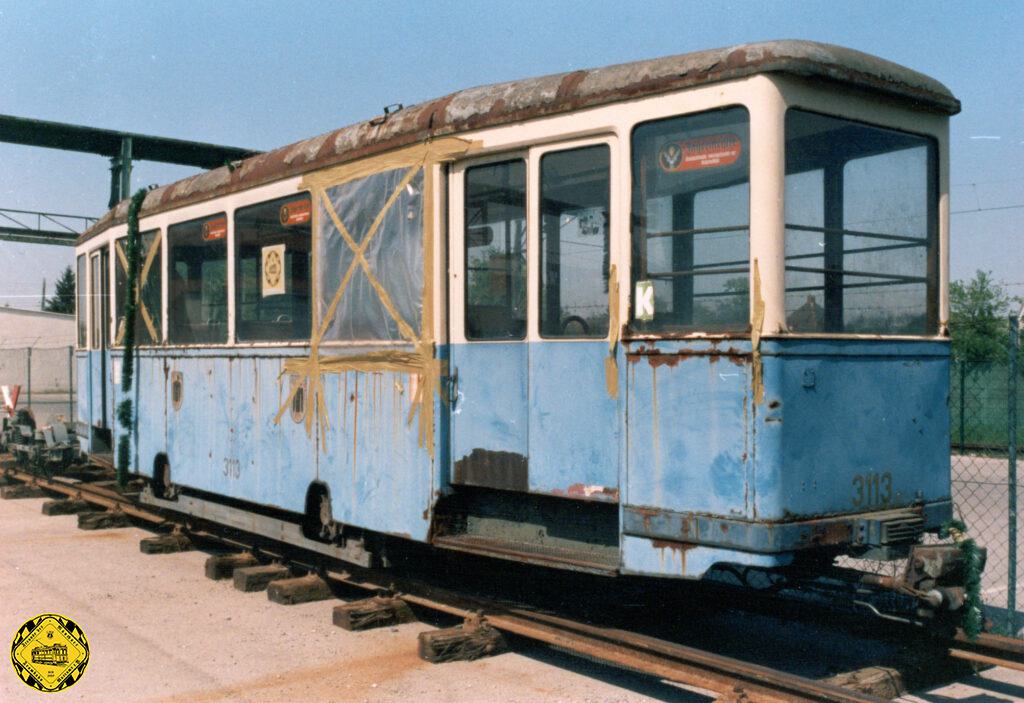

[658,133,742,173]
[202,217,228,241]
[279,199,311,226]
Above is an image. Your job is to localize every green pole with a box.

[960,360,966,453]
[1008,313,1019,636]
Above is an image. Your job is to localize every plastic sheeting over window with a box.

[317,167,424,343]
[115,230,162,345]
[275,137,476,453]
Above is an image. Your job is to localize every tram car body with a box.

[73,41,958,582]
[31,643,68,666]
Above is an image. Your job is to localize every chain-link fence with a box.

[834,318,1022,635]
[950,319,1022,636]
[0,345,76,426]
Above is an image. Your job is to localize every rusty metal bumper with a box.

[622,501,953,554]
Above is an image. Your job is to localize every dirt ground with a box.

[1,495,1022,703]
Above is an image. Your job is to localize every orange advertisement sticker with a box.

[658,134,742,173]
[279,199,312,226]
[202,217,227,241]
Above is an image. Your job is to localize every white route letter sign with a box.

[635,280,655,321]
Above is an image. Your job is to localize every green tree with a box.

[43,265,75,315]
[949,270,1022,361]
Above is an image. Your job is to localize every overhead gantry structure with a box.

[0,113,259,246]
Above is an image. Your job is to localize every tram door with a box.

[449,158,530,491]
[448,146,618,496]
[88,247,111,439]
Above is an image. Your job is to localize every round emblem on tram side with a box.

[10,613,90,693]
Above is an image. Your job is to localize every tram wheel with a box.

[152,454,179,501]
[302,483,337,542]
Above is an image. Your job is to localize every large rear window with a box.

[784,110,938,335]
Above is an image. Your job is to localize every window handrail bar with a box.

[646,266,749,279]
[644,224,748,239]
[785,223,925,245]
[785,265,927,284]
[785,278,927,293]
[782,241,921,263]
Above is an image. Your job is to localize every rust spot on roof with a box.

[80,40,959,245]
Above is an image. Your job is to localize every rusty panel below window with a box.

[453,449,528,492]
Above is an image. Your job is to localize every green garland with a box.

[116,188,149,489]
[940,519,984,639]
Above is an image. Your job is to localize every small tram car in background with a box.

[73,41,969,620]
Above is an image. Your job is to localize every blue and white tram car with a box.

[74,41,960,590]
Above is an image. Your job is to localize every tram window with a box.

[318,167,424,342]
[464,159,527,340]
[784,110,937,335]
[631,107,750,333]
[89,249,110,349]
[168,214,228,344]
[114,230,162,345]
[539,145,610,338]
[234,196,311,342]
[76,254,87,348]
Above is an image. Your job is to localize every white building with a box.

[0,306,75,349]
[0,306,76,403]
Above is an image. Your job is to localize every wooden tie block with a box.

[233,564,291,592]
[418,619,506,663]
[333,596,416,631]
[205,552,259,580]
[77,510,132,530]
[267,574,333,605]
[1,484,47,499]
[41,499,93,515]
[140,532,194,554]
[821,666,905,699]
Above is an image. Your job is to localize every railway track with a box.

[3,459,1021,702]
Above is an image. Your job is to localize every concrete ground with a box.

[1,495,1023,703]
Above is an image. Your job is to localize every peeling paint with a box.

[750,259,765,406]
[605,264,620,399]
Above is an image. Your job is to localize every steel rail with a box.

[4,461,1021,698]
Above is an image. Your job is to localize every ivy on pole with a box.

[116,188,149,489]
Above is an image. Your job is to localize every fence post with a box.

[67,345,74,420]
[26,347,32,409]
[959,360,966,453]
[1009,313,1019,636]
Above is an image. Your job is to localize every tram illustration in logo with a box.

[10,613,89,692]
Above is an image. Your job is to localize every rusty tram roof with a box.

[80,40,959,245]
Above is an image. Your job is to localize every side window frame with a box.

[455,153,529,342]
[114,229,163,347]
[166,212,230,346]
[531,138,615,341]
[88,245,110,350]
[76,253,87,349]
[628,104,752,336]
[233,193,313,344]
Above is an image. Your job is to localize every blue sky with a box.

[0,0,1020,310]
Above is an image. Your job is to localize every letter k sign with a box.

[635,280,654,321]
